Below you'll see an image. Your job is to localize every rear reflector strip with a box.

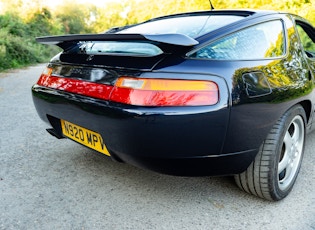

[37,68,219,106]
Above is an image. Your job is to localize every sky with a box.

[44,0,129,8]
[0,0,112,13]
[0,0,139,15]
[0,0,128,11]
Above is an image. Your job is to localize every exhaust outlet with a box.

[46,128,64,139]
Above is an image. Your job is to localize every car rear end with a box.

[32,11,257,176]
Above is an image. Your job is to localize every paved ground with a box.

[0,65,314,230]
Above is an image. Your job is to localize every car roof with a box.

[143,9,281,22]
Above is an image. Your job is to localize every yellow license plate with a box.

[61,119,110,156]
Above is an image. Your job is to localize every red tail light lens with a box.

[36,68,113,100]
[111,77,219,106]
[37,67,219,106]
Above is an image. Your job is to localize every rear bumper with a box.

[32,85,257,176]
[114,149,258,176]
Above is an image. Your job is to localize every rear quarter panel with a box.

[153,14,315,155]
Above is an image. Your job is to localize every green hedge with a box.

[0,11,60,71]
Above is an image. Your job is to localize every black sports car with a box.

[32,9,315,201]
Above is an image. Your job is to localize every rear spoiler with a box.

[36,33,199,51]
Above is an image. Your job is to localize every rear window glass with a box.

[190,20,285,60]
[120,15,244,38]
[77,15,244,57]
[296,24,315,56]
[79,41,163,56]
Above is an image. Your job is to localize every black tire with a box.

[234,105,306,201]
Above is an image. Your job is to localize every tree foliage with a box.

[0,8,61,70]
[0,0,314,71]
[89,0,314,32]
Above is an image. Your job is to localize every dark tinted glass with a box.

[296,25,315,57]
[79,41,163,56]
[191,20,285,60]
[120,15,244,38]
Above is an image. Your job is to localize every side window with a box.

[190,20,285,60]
[296,24,315,58]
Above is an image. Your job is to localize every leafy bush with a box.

[0,11,61,71]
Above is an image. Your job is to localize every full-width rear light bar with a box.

[37,67,219,106]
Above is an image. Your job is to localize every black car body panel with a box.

[32,10,315,176]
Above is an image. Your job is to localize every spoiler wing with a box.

[36,33,199,51]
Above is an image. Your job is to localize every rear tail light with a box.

[37,67,219,106]
[36,67,113,100]
[111,77,219,106]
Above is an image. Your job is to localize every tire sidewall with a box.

[270,105,306,200]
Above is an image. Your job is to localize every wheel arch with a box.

[298,100,312,124]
